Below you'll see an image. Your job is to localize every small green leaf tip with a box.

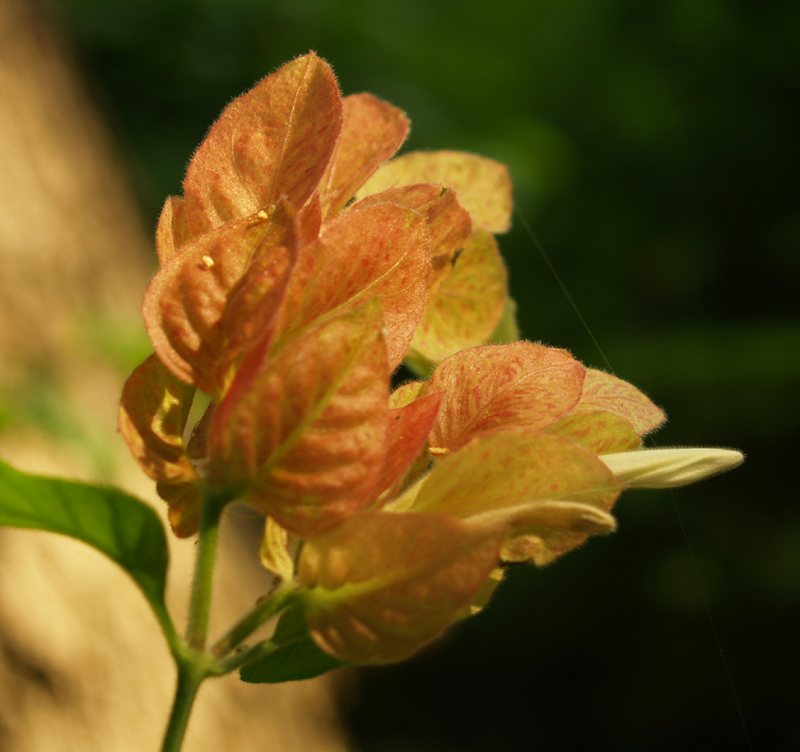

[600,447,744,489]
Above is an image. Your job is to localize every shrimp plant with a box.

[0,53,742,752]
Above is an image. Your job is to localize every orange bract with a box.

[274,202,431,370]
[207,302,391,536]
[573,368,666,435]
[299,510,506,663]
[119,53,738,668]
[402,431,621,566]
[144,205,304,395]
[424,341,586,452]
[118,354,202,536]
[358,150,513,234]
[409,230,507,365]
[318,93,409,219]
[182,53,342,235]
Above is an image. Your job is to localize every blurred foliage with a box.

[41,0,800,748]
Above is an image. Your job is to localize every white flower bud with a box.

[600,447,744,489]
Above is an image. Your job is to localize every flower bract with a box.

[119,52,743,665]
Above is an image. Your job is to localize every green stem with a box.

[215,639,279,675]
[151,602,183,657]
[211,583,296,659]
[160,659,206,752]
[185,491,227,651]
[159,489,232,752]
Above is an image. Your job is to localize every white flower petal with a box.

[600,447,744,489]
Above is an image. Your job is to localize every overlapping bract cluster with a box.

[119,53,741,666]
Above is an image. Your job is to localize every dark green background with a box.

[47,0,799,749]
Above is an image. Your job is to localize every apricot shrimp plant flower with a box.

[112,52,742,749]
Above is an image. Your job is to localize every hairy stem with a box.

[160,659,206,752]
[211,583,296,659]
[186,491,227,650]
[159,489,232,752]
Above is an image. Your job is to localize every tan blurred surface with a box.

[0,1,352,749]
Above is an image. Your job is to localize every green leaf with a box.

[239,605,347,683]
[0,458,176,644]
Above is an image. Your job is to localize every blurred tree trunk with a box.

[0,1,352,750]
